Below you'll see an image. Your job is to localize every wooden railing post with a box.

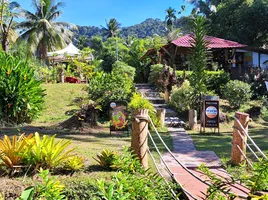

[231,112,249,165]
[131,109,148,169]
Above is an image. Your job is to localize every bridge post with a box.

[231,112,249,165]
[131,109,148,169]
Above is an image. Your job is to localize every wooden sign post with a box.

[201,96,220,133]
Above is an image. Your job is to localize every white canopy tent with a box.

[47,43,93,62]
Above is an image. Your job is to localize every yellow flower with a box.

[24,75,27,81]
[6,69,11,75]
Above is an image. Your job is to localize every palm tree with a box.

[16,0,75,61]
[102,18,121,38]
[165,7,177,31]
[0,1,20,52]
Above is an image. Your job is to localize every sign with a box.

[110,101,128,133]
[202,97,219,128]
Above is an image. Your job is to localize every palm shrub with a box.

[0,52,45,124]
[112,61,136,80]
[170,80,194,112]
[223,80,252,108]
[189,15,209,110]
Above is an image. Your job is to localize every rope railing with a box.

[147,130,197,200]
[233,126,261,162]
[233,116,267,160]
[148,116,248,200]
[236,144,253,168]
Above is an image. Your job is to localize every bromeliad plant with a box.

[25,132,75,170]
[0,134,35,169]
[0,52,45,124]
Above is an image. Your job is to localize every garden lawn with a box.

[32,83,87,126]
[188,120,268,161]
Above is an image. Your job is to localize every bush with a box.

[148,64,164,86]
[128,93,154,112]
[169,80,194,112]
[88,72,134,117]
[0,52,45,124]
[223,80,252,108]
[112,61,136,80]
[176,70,230,96]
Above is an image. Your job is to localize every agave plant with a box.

[0,134,35,168]
[26,132,75,170]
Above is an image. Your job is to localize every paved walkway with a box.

[162,127,250,200]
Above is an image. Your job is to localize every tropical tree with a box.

[0,0,20,52]
[16,0,75,61]
[165,7,177,31]
[102,18,121,38]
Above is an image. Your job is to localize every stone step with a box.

[165,108,178,117]
[153,104,169,108]
[165,117,185,127]
[142,92,161,98]
[147,98,165,104]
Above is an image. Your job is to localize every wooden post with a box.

[164,90,169,103]
[131,109,149,169]
[189,109,197,130]
[231,112,249,165]
[156,108,166,128]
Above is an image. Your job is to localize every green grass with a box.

[32,83,87,126]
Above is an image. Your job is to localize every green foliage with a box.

[148,64,164,90]
[63,179,101,200]
[25,132,75,170]
[63,156,85,171]
[36,168,65,200]
[189,15,209,110]
[170,80,194,112]
[223,80,252,108]
[96,171,176,200]
[112,61,136,80]
[246,159,268,193]
[128,93,154,112]
[18,187,35,200]
[0,52,45,124]
[94,149,117,169]
[208,0,268,47]
[198,164,237,200]
[111,147,143,173]
[88,71,134,116]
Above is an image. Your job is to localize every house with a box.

[143,34,268,79]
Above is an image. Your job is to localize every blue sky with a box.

[17,0,194,27]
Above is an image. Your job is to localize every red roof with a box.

[172,34,247,49]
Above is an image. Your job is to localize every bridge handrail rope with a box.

[147,130,198,200]
[147,143,180,200]
[233,126,261,162]
[236,144,254,168]
[148,115,248,199]
[233,116,267,160]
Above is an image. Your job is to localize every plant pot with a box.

[133,109,148,118]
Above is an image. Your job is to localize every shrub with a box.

[0,52,45,124]
[63,156,85,171]
[223,80,252,108]
[169,80,194,112]
[148,64,164,86]
[88,71,134,117]
[96,171,176,200]
[112,61,136,80]
[128,93,154,112]
[63,179,100,200]
[176,70,230,96]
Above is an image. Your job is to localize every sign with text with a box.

[110,101,128,132]
[202,98,219,128]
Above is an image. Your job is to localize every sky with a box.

[17,0,194,27]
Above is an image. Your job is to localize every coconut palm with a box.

[165,7,177,31]
[16,0,76,61]
[102,18,121,38]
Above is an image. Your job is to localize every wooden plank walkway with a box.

[161,128,250,199]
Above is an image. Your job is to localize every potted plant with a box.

[128,93,154,118]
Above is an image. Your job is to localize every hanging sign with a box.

[110,101,128,133]
[202,97,220,128]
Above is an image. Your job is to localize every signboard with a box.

[202,97,219,129]
[110,101,128,133]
